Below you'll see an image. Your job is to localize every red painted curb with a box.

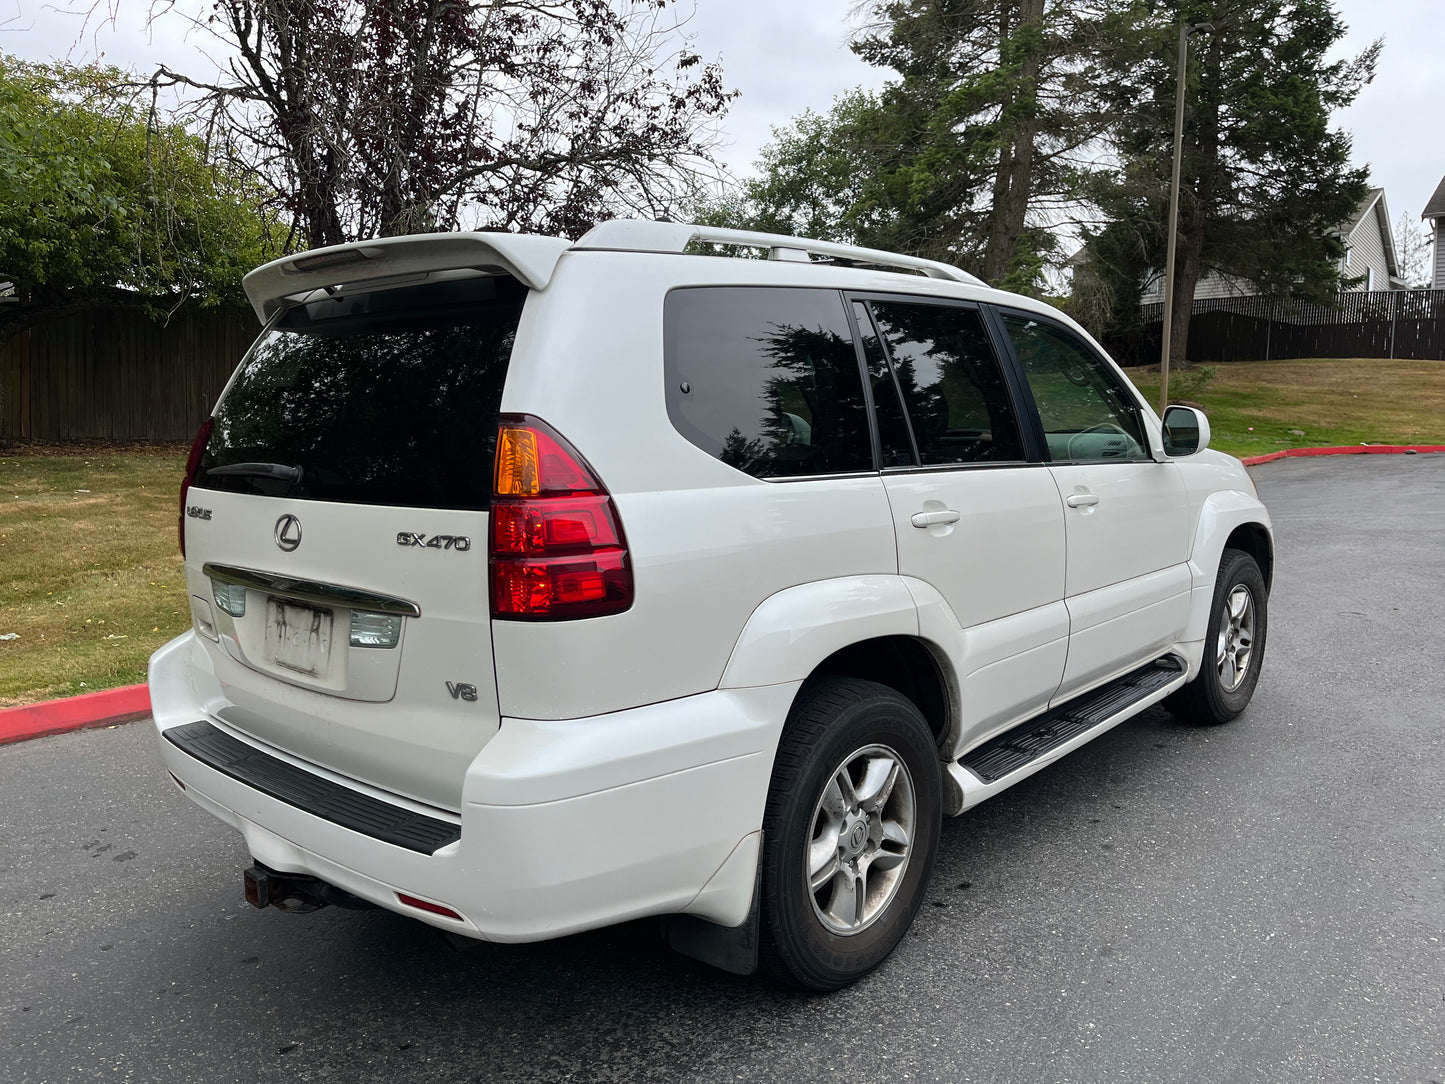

[1242,444,1445,466]
[0,684,151,746]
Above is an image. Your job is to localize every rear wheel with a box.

[759,677,941,991]
[1168,547,1268,724]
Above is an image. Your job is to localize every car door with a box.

[851,296,1069,753]
[993,308,1192,700]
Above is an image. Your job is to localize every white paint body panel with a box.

[151,225,1274,945]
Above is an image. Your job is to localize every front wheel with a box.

[759,677,942,991]
[1168,547,1268,724]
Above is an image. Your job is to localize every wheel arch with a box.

[718,576,955,751]
[802,636,953,749]
[1183,490,1274,644]
[1224,521,1273,592]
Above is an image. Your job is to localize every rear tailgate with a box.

[182,272,527,810]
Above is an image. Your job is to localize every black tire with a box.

[759,677,942,991]
[1168,547,1268,725]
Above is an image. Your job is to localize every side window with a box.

[866,301,1024,465]
[852,301,915,467]
[1000,314,1149,462]
[664,287,873,479]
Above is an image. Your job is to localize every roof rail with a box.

[573,219,986,286]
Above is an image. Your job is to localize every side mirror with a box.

[1162,405,1211,456]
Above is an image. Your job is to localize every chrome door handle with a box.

[1065,493,1100,508]
[910,509,961,527]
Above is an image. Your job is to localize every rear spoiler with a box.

[241,232,573,322]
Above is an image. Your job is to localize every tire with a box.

[759,677,942,991]
[1168,547,1268,725]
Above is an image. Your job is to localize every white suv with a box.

[149,220,1272,990]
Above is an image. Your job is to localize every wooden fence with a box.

[1125,289,1445,366]
[0,305,257,442]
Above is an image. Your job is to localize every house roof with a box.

[1423,174,1445,220]
[1335,188,1400,281]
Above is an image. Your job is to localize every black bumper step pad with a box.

[164,721,461,855]
[960,656,1185,784]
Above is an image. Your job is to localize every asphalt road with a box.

[3,454,1443,1084]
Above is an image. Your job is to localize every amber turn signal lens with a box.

[494,426,540,497]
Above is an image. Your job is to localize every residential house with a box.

[1140,187,1405,302]
[1424,174,1445,289]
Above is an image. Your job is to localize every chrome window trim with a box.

[202,563,422,618]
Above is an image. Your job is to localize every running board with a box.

[947,655,1188,813]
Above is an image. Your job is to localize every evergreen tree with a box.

[704,1,1117,294]
[1079,0,1377,363]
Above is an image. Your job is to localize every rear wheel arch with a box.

[801,635,954,752]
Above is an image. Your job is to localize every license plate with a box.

[265,599,333,676]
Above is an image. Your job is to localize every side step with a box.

[960,655,1186,785]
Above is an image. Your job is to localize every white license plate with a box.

[265,599,333,676]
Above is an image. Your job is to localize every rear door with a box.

[183,274,527,809]
[993,309,1192,700]
[853,296,1069,751]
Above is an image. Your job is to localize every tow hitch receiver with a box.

[242,863,377,913]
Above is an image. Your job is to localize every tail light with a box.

[179,417,214,557]
[489,416,633,620]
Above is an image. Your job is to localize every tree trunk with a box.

[982,0,1044,284]
[1167,42,1222,371]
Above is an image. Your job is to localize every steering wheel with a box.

[1066,421,1131,461]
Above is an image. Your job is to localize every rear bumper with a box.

[149,632,795,941]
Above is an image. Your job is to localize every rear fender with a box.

[718,576,920,690]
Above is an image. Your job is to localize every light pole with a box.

[1159,22,1212,414]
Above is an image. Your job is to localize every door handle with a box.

[910,509,961,527]
[1065,493,1100,508]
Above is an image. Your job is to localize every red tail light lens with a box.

[179,417,214,557]
[489,416,633,620]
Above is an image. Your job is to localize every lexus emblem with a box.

[274,514,303,552]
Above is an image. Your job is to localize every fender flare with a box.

[1183,490,1274,641]
[718,575,920,690]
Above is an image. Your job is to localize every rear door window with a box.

[664,287,873,479]
[197,275,527,510]
[864,300,1025,465]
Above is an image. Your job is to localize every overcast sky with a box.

[5,0,1441,234]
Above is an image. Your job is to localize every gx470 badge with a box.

[397,532,471,551]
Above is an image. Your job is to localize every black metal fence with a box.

[1124,289,1445,365]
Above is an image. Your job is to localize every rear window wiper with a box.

[206,462,304,484]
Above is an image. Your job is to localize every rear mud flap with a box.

[662,861,762,976]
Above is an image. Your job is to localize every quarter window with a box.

[1001,314,1149,462]
[664,288,873,479]
[866,301,1024,465]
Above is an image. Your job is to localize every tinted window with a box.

[867,301,1024,465]
[665,288,873,479]
[852,302,915,467]
[197,276,526,509]
[1001,314,1149,462]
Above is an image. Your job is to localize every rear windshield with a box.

[196,275,526,510]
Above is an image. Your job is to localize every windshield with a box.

[195,275,527,510]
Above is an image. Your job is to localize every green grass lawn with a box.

[1123,357,1445,457]
[0,448,188,707]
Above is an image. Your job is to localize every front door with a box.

[852,297,1069,753]
[995,311,1192,699]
